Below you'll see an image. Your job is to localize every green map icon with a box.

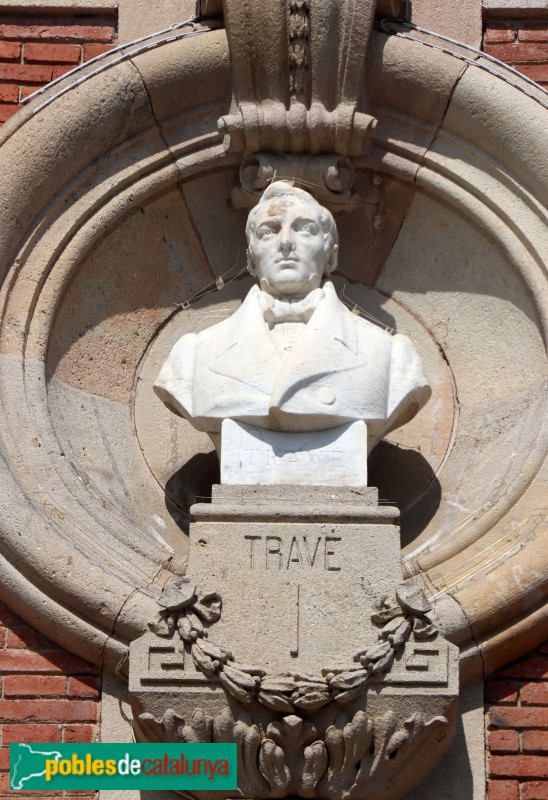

[10,743,63,790]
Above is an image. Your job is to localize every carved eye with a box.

[256,225,276,238]
[299,221,319,234]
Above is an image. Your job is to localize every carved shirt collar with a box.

[257,287,325,324]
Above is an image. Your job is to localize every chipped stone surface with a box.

[404,680,485,799]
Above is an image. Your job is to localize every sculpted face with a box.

[247,196,336,297]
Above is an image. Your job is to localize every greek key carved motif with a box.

[147,578,440,713]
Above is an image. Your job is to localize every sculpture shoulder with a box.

[349,313,428,397]
[348,310,420,358]
[160,331,198,371]
[194,313,238,343]
[387,331,431,418]
[390,331,424,367]
[166,311,237,358]
[348,309,395,347]
[154,306,242,394]
[153,332,198,418]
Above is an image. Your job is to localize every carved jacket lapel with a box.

[209,285,281,396]
[269,283,365,409]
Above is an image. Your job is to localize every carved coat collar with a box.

[215,281,358,361]
[208,282,364,415]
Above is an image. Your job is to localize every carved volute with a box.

[218,0,377,156]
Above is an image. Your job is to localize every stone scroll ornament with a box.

[218,0,380,206]
[140,577,449,798]
[219,0,378,156]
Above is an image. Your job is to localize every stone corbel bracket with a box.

[218,0,377,158]
[131,576,458,797]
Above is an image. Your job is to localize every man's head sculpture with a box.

[154,181,431,450]
[245,182,338,297]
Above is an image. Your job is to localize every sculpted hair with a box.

[246,181,339,274]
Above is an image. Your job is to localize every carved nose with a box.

[279,233,295,253]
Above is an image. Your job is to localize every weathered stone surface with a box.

[47,188,213,403]
[375,51,548,671]
[220,419,368,486]
[129,28,231,153]
[0,58,158,284]
[411,0,482,48]
[0,3,543,798]
[102,677,483,800]
[211,484,379,506]
[220,0,376,155]
[118,0,196,44]
[396,581,433,615]
[0,29,235,665]
[188,523,400,673]
[0,0,544,698]
[379,188,546,555]
[404,680,485,799]
[157,578,196,611]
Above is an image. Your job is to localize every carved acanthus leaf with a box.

[320,711,448,799]
[137,706,448,800]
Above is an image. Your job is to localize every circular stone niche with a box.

[0,28,545,672]
[46,160,545,565]
[44,167,461,566]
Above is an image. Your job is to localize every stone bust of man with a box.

[154,181,431,453]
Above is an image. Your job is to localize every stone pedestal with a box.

[129,486,459,799]
[220,421,368,487]
[189,485,394,672]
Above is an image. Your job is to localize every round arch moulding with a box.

[0,24,546,681]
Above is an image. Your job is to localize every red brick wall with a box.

[483,20,548,787]
[483,19,548,89]
[0,601,100,799]
[0,10,117,124]
[486,643,548,800]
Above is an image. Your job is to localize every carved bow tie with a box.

[258,288,325,324]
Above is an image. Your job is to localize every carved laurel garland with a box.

[148,578,437,713]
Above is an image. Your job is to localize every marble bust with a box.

[154,182,431,453]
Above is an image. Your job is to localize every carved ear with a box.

[325,244,339,275]
[246,249,257,276]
